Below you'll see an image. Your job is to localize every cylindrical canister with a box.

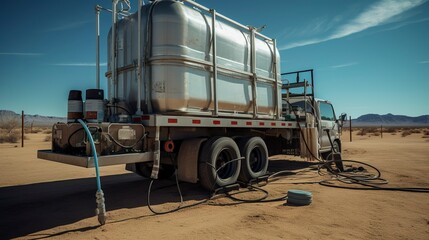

[85,89,104,123]
[67,90,83,122]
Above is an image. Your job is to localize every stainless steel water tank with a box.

[107,0,281,119]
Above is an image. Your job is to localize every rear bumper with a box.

[37,150,153,168]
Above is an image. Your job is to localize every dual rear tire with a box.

[198,136,269,191]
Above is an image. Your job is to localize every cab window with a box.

[319,102,335,121]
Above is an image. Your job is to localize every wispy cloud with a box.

[0,52,43,56]
[44,20,90,32]
[419,60,429,64]
[280,0,427,50]
[380,16,429,32]
[52,62,107,67]
[331,62,358,69]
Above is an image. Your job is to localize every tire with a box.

[135,162,175,179]
[198,137,241,191]
[322,140,341,160]
[237,137,269,182]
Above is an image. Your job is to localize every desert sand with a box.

[1,129,428,240]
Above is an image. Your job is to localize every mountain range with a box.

[0,110,428,127]
[346,113,429,127]
[0,110,66,127]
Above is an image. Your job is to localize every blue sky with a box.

[0,0,428,118]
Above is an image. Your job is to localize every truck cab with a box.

[282,70,346,160]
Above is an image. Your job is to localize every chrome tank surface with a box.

[107,0,281,119]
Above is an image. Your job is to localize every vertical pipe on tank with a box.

[95,5,101,89]
[135,0,143,115]
[111,0,118,114]
[250,27,258,118]
[211,9,218,116]
[272,39,279,119]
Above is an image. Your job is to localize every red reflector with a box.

[281,122,286,126]
[259,122,265,126]
[168,118,178,124]
[271,122,276,126]
[231,121,238,125]
[192,119,201,124]
[246,122,252,126]
[288,123,292,126]
[142,115,150,120]
[213,120,221,125]
[86,111,97,119]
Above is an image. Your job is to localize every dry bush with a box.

[0,114,20,134]
[43,129,52,134]
[357,128,381,136]
[0,130,21,143]
[423,130,429,136]
[401,130,412,137]
[357,128,367,136]
[409,129,421,134]
[0,114,22,143]
[31,128,43,133]
[384,128,398,133]
[44,135,52,142]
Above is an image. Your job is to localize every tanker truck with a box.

[38,0,346,191]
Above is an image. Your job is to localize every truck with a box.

[38,0,346,192]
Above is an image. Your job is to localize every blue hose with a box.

[77,119,106,225]
[78,119,102,190]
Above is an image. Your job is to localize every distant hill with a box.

[0,110,66,127]
[345,113,429,127]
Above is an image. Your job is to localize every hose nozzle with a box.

[95,190,107,225]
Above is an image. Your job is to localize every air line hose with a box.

[77,119,107,225]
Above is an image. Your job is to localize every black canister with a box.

[67,90,83,122]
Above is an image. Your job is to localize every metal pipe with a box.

[250,27,258,118]
[111,0,118,110]
[272,39,279,119]
[211,9,218,116]
[136,0,143,115]
[95,5,101,89]
[181,0,272,41]
[97,6,129,17]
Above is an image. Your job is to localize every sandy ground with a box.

[1,129,428,240]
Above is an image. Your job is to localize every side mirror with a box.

[338,113,347,127]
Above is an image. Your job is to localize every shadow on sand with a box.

[0,158,311,239]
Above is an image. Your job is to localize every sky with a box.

[0,0,428,118]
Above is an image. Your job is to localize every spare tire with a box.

[198,137,241,191]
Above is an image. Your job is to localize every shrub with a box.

[44,135,52,142]
[357,129,367,136]
[401,130,411,137]
[409,129,421,134]
[384,128,398,133]
[43,129,52,134]
[0,131,20,143]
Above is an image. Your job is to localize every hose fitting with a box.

[96,190,107,225]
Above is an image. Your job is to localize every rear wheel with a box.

[237,137,269,182]
[198,137,241,191]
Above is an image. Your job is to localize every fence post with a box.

[349,116,352,142]
[21,110,24,148]
[381,125,383,138]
